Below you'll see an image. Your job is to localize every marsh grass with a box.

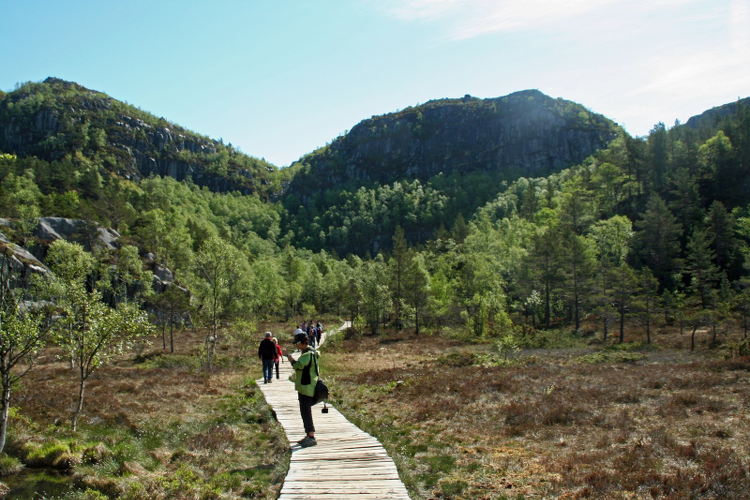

[323,328,750,499]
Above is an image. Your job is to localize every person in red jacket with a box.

[272,337,283,380]
[258,332,277,383]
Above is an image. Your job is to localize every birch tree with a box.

[0,252,50,451]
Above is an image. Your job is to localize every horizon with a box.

[2,0,748,167]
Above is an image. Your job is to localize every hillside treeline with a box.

[0,78,749,354]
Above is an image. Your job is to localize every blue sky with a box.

[2,0,748,167]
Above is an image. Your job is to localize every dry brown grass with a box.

[8,321,297,499]
[323,329,750,499]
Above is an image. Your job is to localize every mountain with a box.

[685,97,750,134]
[0,78,277,195]
[281,90,620,255]
[286,90,618,192]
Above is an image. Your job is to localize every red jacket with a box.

[274,343,283,362]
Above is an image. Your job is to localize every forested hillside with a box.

[1,78,748,343]
[282,90,619,255]
[0,78,279,196]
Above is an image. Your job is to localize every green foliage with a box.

[44,240,154,430]
[516,328,589,349]
[0,453,23,475]
[2,77,750,366]
[0,78,278,196]
[577,350,645,364]
[0,254,51,453]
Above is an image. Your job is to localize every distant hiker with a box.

[272,337,283,380]
[307,321,317,348]
[258,332,277,384]
[315,321,323,344]
[286,331,319,447]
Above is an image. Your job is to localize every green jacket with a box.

[292,348,319,397]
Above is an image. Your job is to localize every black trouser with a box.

[298,393,315,434]
[274,360,280,379]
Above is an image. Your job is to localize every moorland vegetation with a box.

[0,78,748,498]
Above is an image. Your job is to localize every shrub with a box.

[518,328,588,349]
[82,443,111,464]
[438,478,468,496]
[577,351,645,364]
[0,453,23,475]
[438,351,476,367]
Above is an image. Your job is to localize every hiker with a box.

[305,321,314,346]
[315,321,323,344]
[286,331,319,447]
[307,322,317,348]
[272,337,283,380]
[258,332,277,384]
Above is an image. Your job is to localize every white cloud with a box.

[382,0,706,40]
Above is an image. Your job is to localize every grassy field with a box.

[5,320,749,499]
[3,323,296,499]
[321,327,750,499]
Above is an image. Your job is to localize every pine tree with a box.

[684,228,720,309]
[389,226,409,330]
[706,201,740,278]
[403,253,430,335]
[635,194,682,288]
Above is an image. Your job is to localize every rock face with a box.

[0,78,275,195]
[2,218,179,302]
[34,217,120,252]
[0,230,49,276]
[287,90,619,193]
[684,97,750,133]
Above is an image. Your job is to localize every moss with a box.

[23,441,72,467]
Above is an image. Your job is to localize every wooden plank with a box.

[258,323,411,500]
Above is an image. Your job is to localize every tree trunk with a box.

[72,377,86,432]
[618,306,625,343]
[690,325,697,351]
[68,324,75,369]
[603,316,609,342]
[415,308,420,336]
[711,324,717,346]
[206,336,216,372]
[169,316,175,353]
[0,373,11,453]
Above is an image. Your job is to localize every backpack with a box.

[311,354,329,405]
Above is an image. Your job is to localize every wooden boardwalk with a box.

[258,325,410,499]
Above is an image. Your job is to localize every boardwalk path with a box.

[258,324,410,499]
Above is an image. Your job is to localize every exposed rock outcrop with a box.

[34,217,120,252]
[287,90,619,194]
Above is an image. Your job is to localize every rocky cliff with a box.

[286,90,619,194]
[684,97,750,135]
[0,78,276,195]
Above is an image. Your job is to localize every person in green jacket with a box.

[286,331,319,447]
